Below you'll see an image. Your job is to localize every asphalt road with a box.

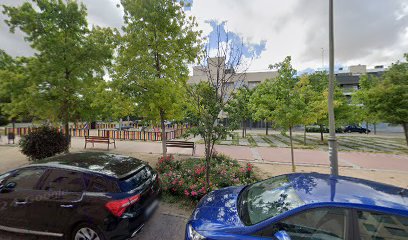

[0,210,188,240]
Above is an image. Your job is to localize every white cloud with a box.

[1,0,407,72]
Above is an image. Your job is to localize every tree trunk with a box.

[366,122,369,134]
[160,110,167,158]
[205,137,211,189]
[304,125,307,145]
[242,120,245,138]
[373,123,377,135]
[319,124,324,142]
[64,121,70,152]
[289,127,296,172]
[403,123,408,147]
[266,121,269,135]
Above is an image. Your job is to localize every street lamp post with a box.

[328,0,339,176]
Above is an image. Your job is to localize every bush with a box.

[156,154,258,202]
[306,126,344,133]
[19,126,69,161]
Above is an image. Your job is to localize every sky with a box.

[1,0,407,73]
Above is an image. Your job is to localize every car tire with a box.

[71,223,106,240]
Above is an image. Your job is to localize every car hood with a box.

[190,186,246,231]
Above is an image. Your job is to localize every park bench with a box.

[166,141,195,156]
[85,136,116,150]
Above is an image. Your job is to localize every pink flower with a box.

[199,187,206,194]
[246,163,253,172]
[191,191,198,196]
[184,190,190,196]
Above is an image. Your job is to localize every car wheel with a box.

[347,130,351,133]
[72,224,105,240]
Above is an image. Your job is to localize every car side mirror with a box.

[274,230,291,240]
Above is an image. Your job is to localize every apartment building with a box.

[336,64,386,101]
[188,57,278,91]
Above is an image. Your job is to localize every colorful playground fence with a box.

[98,127,189,141]
[5,126,189,142]
[4,127,89,137]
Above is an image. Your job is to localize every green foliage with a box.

[186,82,232,150]
[307,71,352,127]
[360,54,408,145]
[226,86,253,131]
[19,126,69,161]
[2,1,117,130]
[365,58,408,124]
[114,0,201,122]
[249,79,275,122]
[305,126,344,133]
[264,56,305,130]
[352,74,381,124]
[0,51,32,121]
[114,0,201,156]
[156,154,257,202]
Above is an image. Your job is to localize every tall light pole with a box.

[328,0,338,176]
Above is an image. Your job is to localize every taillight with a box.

[105,194,140,217]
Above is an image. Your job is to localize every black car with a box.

[0,152,161,240]
[344,125,371,134]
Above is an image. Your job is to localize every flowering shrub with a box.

[157,154,258,201]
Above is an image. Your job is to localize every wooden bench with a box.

[85,136,116,150]
[166,141,195,156]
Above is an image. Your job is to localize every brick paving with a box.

[1,133,407,173]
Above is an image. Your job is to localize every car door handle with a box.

[60,204,74,208]
[15,201,28,205]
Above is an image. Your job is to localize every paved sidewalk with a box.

[70,137,408,172]
[1,137,408,173]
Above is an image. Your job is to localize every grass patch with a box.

[232,133,239,145]
[247,134,257,147]
[261,136,276,147]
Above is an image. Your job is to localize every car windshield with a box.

[238,175,305,225]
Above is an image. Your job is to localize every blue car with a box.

[186,173,408,240]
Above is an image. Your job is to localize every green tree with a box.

[363,54,408,145]
[2,0,117,140]
[0,50,33,122]
[250,79,275,135]
[296,74,321,144]
[226,86,253,138]
[308,72,352,141]
[267,56,306,172]
[186,82,234,187]
[114,0,201,157]
[352,74,381,134]
[186,23,249,188]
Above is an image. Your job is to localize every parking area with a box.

[0,203,189,240]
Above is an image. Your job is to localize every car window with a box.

[119,166,152,192]
[87,176,109,192]
[257,208,348,240]
[0,172,11,183]
[41,169,85,192]
[357,210,408,240]
[5,168,45,190]
[239,175,305,225]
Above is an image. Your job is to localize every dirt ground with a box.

[251,162,408,189]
